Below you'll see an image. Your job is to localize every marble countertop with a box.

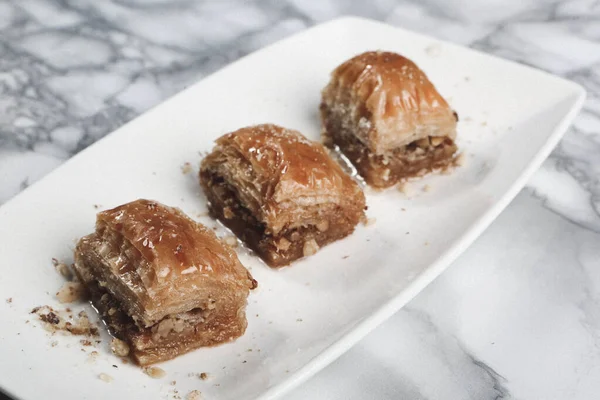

[1,1,599,399]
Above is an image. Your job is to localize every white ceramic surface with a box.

[0,18,584,400]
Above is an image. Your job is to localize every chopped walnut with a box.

[143,366,166,379]
[430,136,445,146]
[98,373,113,383]
[316,220,329,232]
[111,338,130,357]
[223,207,234,219]
[275,237,291,251]
[56,282,85,304]
[302,239,319,257]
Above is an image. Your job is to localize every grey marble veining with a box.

[1,1,599,399]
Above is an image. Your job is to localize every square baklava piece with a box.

[73,199,257,365]
[320,51,459,188]
[200,124,366,268]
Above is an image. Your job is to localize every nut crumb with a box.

[186,390,202,400]
[111,338,130,357]
[199,372,208,380]
[223,207,234,219]
[143,366,166,379]
[181,162,192,174]
[223,235,238,248]
[302,239,319,257]
[56,282,85,304]
[397,182,414,197]
[98,373,113,383]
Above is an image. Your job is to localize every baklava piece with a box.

[73,199,257,365]
[200,124,366,268]
[320,51,459,188]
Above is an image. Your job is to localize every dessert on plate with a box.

[320,51,459,188]
[73,199,257,365]
[200,123,366,267]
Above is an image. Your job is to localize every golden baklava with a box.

[200,124,366,267]
[321,51,458,188]
[73,199,257,365]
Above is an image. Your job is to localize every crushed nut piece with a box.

[430,136,445,146]
[98,373,113,383]
[316,220,329,232]
[111,338,130,357]
[56,282,85,303]
[302,239,319,257]
[223,207,234,219]
[143,366,166,379]
[181,162,192,174]
[199,372,208,380]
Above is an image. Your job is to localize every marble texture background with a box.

[1,0,599,399]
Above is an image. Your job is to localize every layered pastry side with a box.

[73,199,257,365]
[320,51,459,188]
[199,124,366,268]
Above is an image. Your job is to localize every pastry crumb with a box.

[170,380,177,386]
[364,217,376,227]
[6,298,12,304]
[181,162,192,174]
[454,153,466,167]
[302,239,319,257]
[186,390,202,400]
[222,207,234,219]
[98,373,113,383]
[80,339,92,346]
[143,366,166,379]
[199,372,208,380]
[56,281,85,303]
[52,258,73,280]
[111,338,130,357]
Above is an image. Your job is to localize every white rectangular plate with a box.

[0,17,584,400]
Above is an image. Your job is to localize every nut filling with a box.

[201,171,356,267]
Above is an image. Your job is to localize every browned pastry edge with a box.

[321,102,457,188]
[200,170,362,267]
[74,251,249,366]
